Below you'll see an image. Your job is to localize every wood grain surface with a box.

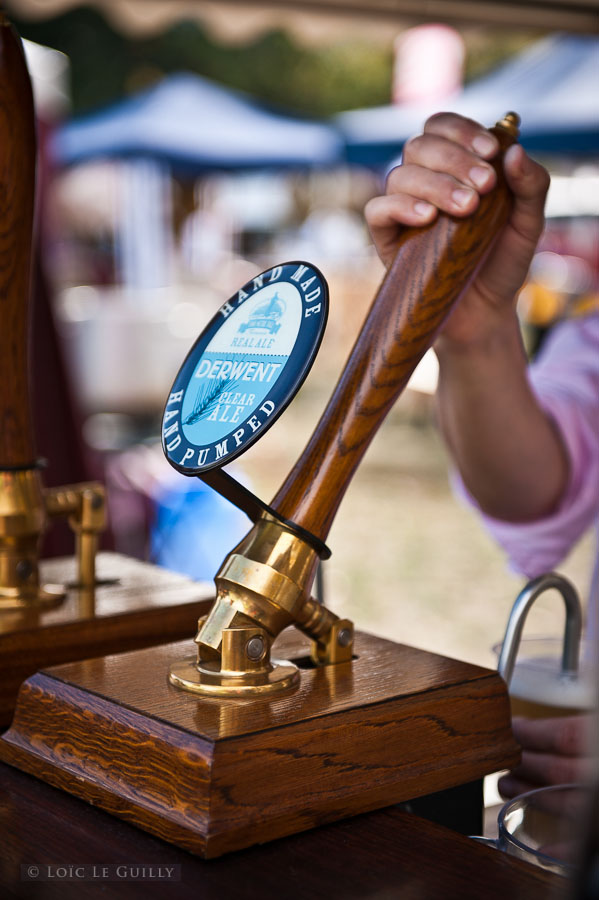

[270,125,516,541]
[0,763,567,900]
[0,553,213,726]
[0,631,520,857]
[24,628,511,739]
[0,21,37,468]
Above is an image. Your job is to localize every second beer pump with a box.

[0,20,107,607]
[165,113,521,697]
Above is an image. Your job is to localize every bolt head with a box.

[337,627,353,648]
[246,636,266,661]
[16,559,34,580]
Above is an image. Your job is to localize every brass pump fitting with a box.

[196,512,320,658]
[0,470,106,608]
[0,468,57,605]
[170,512,354,697]
[45,482,106,589]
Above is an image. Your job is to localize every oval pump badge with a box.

[162,261,328,475]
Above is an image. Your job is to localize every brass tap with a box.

[0,470,106,608]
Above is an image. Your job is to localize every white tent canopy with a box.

[338,34,599,165]
[53,72,343,171]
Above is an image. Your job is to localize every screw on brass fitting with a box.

[246,635,266,661]
[15,559,34,580]
[311,619,354,666]
[337,628,353,648]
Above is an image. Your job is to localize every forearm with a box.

[435,316,570,522]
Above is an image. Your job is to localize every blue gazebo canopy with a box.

[53,73,343,170]
[337,34,599,166]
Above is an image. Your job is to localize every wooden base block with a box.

[0,630,519,857]
[0,552,213,727]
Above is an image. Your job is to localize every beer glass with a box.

[493,636,598,718]
[475,783,590,877]
[495,573,597,718]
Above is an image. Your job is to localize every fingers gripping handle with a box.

[270,117,519,542]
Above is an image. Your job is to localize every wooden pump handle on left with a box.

[270,116,519,543]
[0,19,37,469]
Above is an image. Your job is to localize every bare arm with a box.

[365,113,569,522]
[435,316,569,521]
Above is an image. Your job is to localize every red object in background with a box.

[392,25,465,105]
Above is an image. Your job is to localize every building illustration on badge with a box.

[238,293,285,334]
[162,262,328,475]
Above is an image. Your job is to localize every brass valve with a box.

[0,468,106,608]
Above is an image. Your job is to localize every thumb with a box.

[503,144,550,246]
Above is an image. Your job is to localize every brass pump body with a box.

[169,513,353,696]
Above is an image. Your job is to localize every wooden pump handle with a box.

[271,117,519,542]
[0,19,37,468]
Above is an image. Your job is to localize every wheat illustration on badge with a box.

[183,379,240,426]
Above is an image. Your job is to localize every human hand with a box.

[364,112,550,349]
[498,715,594,799]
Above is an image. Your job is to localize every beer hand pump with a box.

[1,112,522,858]
[163,113,522,698]
[0,13,106,608]
[0,18,212,727]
